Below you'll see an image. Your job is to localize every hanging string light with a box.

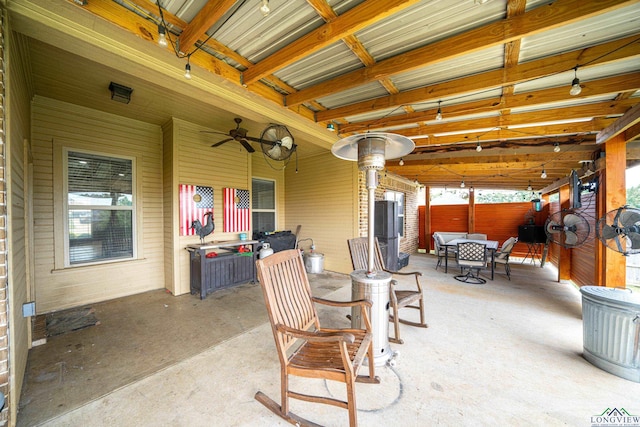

[184,56,192,80]
[435,101,443,121]
[553,142,561,152]
[540,168,547,179]
[460,180,465,188]
[569,66,582,96]
[157,24,168,48]
[399,158,404,166]
[260,0,271,16]
[527,181,532,191]
[476,138,482,152]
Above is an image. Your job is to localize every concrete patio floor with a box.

[18,253,640,426]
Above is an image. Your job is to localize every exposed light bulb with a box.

[184,62,192,80]
[435,101,442,121]
[476,141,482,152]
[569,67,581,96]
[541,169,547,179]
[260,0,270,16]
[460,180,465,188]
[157,25,168,48]
[554,142,560,153]
[399,158,404,166]
[527,181,532,191]
[470,186,474,192]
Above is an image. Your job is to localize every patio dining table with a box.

[444,238,500,280]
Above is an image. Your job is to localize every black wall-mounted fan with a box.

[545,210,591,248]
[596,206,640,255]
[259,124,296,161]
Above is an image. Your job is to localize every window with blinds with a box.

[66,150,135,265]
[252,178,275,234]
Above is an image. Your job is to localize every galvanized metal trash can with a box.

[350,270,393,366]
[580,286,640,383]
[304,252,324,274]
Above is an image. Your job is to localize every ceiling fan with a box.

[203,118,296,160]
[202,117,256,153]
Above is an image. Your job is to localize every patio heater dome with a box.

[331,132,415,170]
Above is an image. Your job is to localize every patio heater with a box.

[332,132,414,366]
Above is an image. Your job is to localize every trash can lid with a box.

[580,286,640,308]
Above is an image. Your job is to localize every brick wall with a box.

[357,170,420,255]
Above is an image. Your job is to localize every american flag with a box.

[223,188,250,232]
[179,184,214,236]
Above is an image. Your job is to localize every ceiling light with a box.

[108,82,133,104]
[260,0,270,16]
[527,181,532,191]
[399,158,404,166]
[435,101,442,121]
[157,24,168,48]
[554,142,560,152]
[570,67,582,96]
[184,57,192,80]
[326,123,335,132]
[460,180,465,188]
[476,141,482,152]
[541,169,547,179]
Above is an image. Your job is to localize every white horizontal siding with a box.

[32,97,164,313]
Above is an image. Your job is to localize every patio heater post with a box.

[331,133,414,367]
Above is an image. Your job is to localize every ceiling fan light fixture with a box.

[260,0,270,16]
[157,24,168,48]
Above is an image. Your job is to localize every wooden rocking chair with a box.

[348,237,427,344]
[255,249,380,427]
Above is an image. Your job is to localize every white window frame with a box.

[252,177,277,233]
[63,148,137,267]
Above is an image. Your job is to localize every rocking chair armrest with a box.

[275,324,355,344]
[312,297,372,309]
[383,269,422,278]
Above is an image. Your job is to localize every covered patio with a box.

[18,253,639,426]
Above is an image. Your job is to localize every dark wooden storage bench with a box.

[186,240,258,299]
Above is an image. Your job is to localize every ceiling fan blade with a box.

[239,139,255,153]
[563,213,581,227]
[601,224,618,240]
[620,210,640,227]
[630,233,640,249]
[564,230,578,246]
[212,138,233,147]
[244,135,269,144]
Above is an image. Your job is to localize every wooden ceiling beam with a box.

[242,0,421,85]
[287,0,634,107]
[596,102,640,143]
[337,73,640,133]
[177,0,237,55]
[316,35,640,122]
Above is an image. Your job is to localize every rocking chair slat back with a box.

[257,250,317,351]
[347,237,385,271]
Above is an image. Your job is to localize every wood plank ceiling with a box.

[69,0,640,191]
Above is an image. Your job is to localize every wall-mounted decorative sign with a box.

[223,188,250,232]
[179,184,214,236]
